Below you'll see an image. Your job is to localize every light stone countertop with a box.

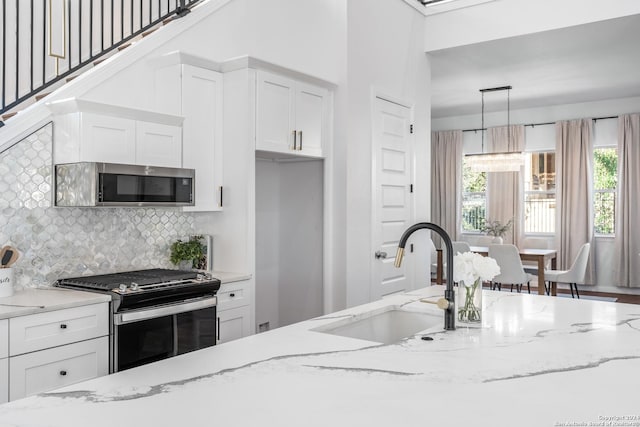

[1,287,639,427]
[210,270,251,284]
[0,287,111,319]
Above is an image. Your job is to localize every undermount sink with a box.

[313,305,442,344]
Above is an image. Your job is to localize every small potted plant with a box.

[170,235,206,270]
[481,218,513,244]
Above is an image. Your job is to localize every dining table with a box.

[435,245,559,296]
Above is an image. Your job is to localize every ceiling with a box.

[429,14,640,118]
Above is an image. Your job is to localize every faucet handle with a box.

[420,297,452,311]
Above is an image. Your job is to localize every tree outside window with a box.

[462,160,486,232]
[593,147,617,235]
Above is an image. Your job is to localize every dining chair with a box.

[543,243,590,298]
[452,241,471,256]
[488,244,535,293]
[519,237,551,274]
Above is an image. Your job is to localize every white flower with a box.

[453,251,500,285]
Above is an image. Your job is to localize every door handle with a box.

[375,251,388,259]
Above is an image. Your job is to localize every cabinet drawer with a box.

[9,336,109,400]
[0,357,7,404]
[217,280,250,311]
[0,319,7,358]
[9,303,109,356]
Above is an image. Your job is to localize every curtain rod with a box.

[461,115,619,133]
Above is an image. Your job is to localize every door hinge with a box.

[410,243,414,253]
[410,184,413,193]
[410,124,414,134]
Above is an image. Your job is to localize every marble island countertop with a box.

[1,287,640,427]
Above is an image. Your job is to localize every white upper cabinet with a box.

[48,99,183,168]
[256,70,328,158]
[156,63,224,212]
[79,114,136,164]
[135,121,183,168]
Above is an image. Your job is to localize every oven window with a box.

[117,316,174,372]
[176,307,217,355]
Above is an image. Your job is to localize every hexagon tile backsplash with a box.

[0,123,196,289]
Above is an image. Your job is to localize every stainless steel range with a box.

[55,269,221,373]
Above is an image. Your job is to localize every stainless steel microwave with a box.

[55,162,195,207]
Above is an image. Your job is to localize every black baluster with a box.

[2,0,7,110]
[16,0,19,102]
[30,0,34,92]
[89,0,93,59]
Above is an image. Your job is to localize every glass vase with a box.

[457,278,482,323]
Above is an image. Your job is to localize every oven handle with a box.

[114,296,217,325]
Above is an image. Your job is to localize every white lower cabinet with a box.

[217,305,252,344]
[6,302,109,401]
[0,319,8,359]
[9,336,108,400]
[217,280,252,344]
[1,319,8,403]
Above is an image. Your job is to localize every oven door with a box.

[112,297,217,372]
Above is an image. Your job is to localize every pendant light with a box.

[465,85,524,173]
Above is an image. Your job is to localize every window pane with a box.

[524,192,555,233]
[462,193,485,232]
[594,190,615,234]
[525,152,555,191]
[593,148,617,235]
[594,148,617,190]
[462,161,486,232]
[524,151,556,234]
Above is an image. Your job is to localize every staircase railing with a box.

[1,0,200,117]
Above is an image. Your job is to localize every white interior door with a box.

[371,96,414,300]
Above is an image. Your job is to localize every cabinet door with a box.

[0,319,7,358]
[9,337,109,400]
[256,70,296,154]
[80,113,136,164]
[135,121,182,168]
[0,358,7,404]
[295,82,327,158]
[182,65,224,212]
[217,305,251,345]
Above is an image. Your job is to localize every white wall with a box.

[345,0,430,307]
[82,0,345,109]
[278,160,324,326]
[255,158,324,329]
[255,159,281,329]
[424,0,640,52]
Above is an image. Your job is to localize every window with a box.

[593,147,617,235]
[523,151,556,233]
[462,160,486,232]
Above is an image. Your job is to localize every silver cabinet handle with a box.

[375,251,388,259]
[298,130,303,150]
[292,130,297,150]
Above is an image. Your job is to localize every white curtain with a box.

[615,114,640,287]
[487,125,524,245]
[555,119,594,276]
[431,130,463,245]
